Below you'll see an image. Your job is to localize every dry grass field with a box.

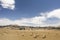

[0,27,60,40]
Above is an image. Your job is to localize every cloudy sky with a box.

[0,0,60,26]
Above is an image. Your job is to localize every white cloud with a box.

[0,9,60,27]
[47,9,60,18]
[0,0,15,10]
[40,8,60,26]
[0,18,13,26]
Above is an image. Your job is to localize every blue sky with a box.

[0,0,60,26]
[0,0,60,19]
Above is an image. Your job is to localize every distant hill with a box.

[0,25,60,30]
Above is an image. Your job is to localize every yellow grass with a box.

[0,28,60,40]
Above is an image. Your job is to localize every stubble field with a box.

[0,28,60,40]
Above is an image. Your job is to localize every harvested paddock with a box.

[0,28,60,40]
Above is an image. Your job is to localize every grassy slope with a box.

[0,28,60,40]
